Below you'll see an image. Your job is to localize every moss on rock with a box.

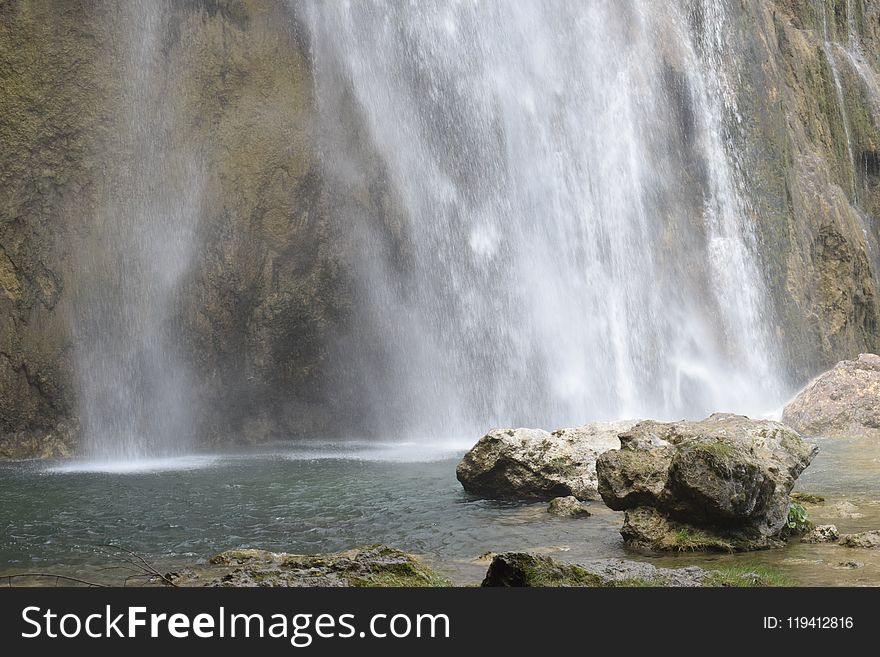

[189,544,452,587]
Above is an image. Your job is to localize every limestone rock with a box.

[838,530,880,549]
[801,524,840,544]
[456,421,635,500]
[596,413,818,551]
[829,501,864,519]
[547,496,592,517]
[620,506,784,551]
[178,544,451,587]
[481,552,784,587]
[0,420,77,460]
[782,354,880,438]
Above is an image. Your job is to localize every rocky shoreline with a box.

[145,546,794,588]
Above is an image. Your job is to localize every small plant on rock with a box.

[783,501,813,537]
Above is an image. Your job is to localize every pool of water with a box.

[1,437,879,585]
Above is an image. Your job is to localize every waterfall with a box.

[70,2,202,460]
[839,1,880,133]
[817,0,858,197]
[305,0,784,440]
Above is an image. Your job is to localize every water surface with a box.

[1,437,879,585]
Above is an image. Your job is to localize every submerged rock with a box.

[547,495,592,517]
[782,354,880,438]
[829,501,864,519]
[801,524,840,544]
[838,530,880,549]
[790,491,825,505]
[177,545,451,587]
[456,421,636,500]
[481,552,786,587]
[596,413,818,551]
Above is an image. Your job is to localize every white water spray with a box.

[305,0,784,439]
[71,2,202,460]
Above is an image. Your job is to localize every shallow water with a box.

[1,437,879,586]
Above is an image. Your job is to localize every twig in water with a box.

[96,544,177,587]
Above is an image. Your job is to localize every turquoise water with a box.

[2,438,879,585]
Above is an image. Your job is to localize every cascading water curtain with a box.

[71,1,202,460]
[305,0,785,441]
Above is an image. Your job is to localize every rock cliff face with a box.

[733,0,880,380]
[0,1,358,451]
[3,0,880,454]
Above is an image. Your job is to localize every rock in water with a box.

[801,524,840,544]
[175,545,451,587]
[782,354,880,438]
[480,552,782,587]
[456,421,636,500]
[547,496,592,517]
[481,553,605,587]
[838,531,880,549]
[596,414,818,551]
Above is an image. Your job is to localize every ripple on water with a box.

[0,436,879,585]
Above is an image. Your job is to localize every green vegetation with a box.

[704,565,791,587]
[515,561,603,587]
[349,548,454,587]
[351,569,453,588]
[608,577,667,587]
[783,501,814,537]
[696,440,735,459]
[791,491,825,505]
[656,527,734,553]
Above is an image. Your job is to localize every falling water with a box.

[827,0,880,266]
[305,0,784,440]
[839,1,880,124]
[70,2,202,460]
[817,0,858,197]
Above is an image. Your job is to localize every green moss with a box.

[704,565,791,587]
[791,491,825,505]
[352,571,453,588]
[482,553,604,587]
[609,577,667,587]
[657,527,735,552]
[547,456,577,477]
[696,440,734,458]
[209,549,274,565]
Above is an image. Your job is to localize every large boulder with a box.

[596,413,818,551]
[782,354,880,438]
[456,421,636,500]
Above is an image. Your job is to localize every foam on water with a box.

[46,455,222,475]
[44,440,471,474]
